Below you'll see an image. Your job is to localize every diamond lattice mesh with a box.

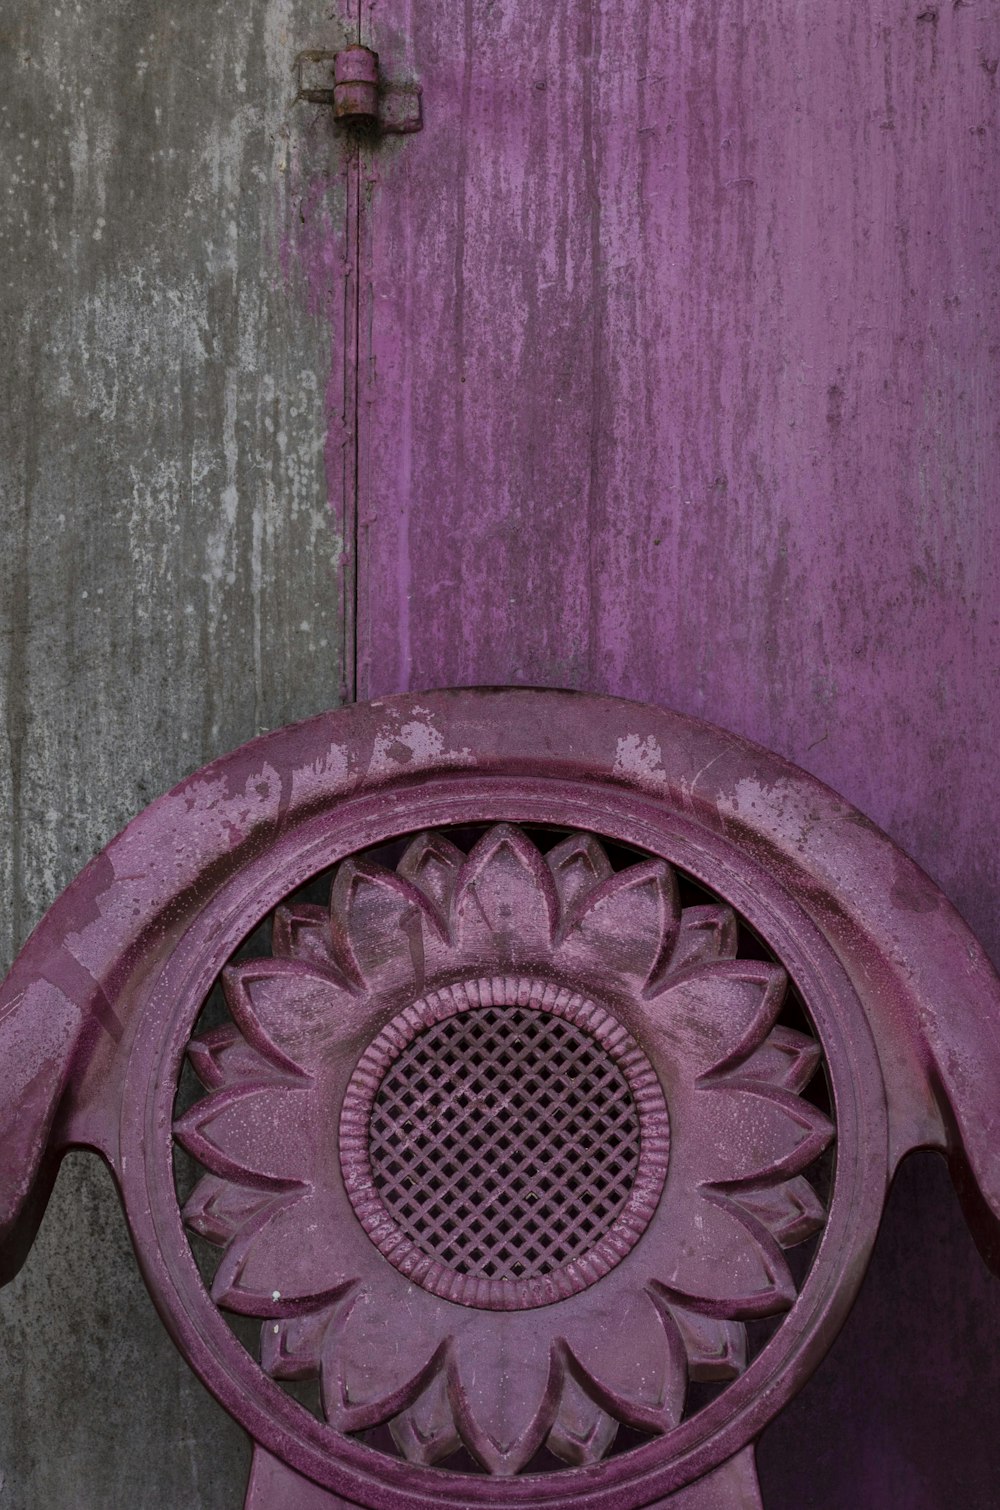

[368,1005,641,1281]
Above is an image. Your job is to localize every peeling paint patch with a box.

[614,734,666,789]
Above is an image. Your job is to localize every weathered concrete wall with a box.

[0,1,348,1503]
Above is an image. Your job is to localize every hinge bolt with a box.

[296,45,423,136]
[333,45,379,128]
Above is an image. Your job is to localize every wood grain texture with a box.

[0,0,352,968]
[0,1,350,1502]
[359,0,1000,963]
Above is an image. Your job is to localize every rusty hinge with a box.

[297,46,422,135]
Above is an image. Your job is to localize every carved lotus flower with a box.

[175,825,833,1474]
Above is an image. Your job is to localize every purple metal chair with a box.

[2,689,998,1508]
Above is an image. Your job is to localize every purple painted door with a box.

[291,0,1000,1502]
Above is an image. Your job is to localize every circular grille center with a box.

[367,1005,642,1281]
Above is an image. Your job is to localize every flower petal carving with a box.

[223,960,367,1075]
[558,1286,686,1432]
[182,1173,277,1246]
[271,903,352,983]
[545,832,614,911]
[557,861,679,992]
[261,1307,335,1381]
[187,1024,281,1093]
[682,1082,834,1189]
[173,1083,314,1190]
[645,961,788,1077]
[397,832,465,916]
[389,1371,463,1466]
[669,1305,747,1381]
[209,1189,361,1315]
[547,1373,619,1466]
[730,1176,827,1247]
[448,1313,562,1475]
[652,1192,797,1317]
[329,860,450,993]
[668,905,739,975]
[322,1285,447,1432]
[175,822,835,1478]
[737,1024,822,1094]
[451,825,559,963]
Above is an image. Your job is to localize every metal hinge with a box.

[296,46,422,135]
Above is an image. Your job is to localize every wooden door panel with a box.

[359,0,1000,955]
[357,0,602,694]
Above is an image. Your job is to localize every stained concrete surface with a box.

[1,1,346,1502]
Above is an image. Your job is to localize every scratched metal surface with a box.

[0,0,348,1503]
[1,0,999,1502]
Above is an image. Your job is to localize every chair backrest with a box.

[3,688,999,1509]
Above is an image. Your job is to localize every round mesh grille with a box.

[368,1005,641,1281]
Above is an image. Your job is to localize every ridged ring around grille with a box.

[340,976,670,1310]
